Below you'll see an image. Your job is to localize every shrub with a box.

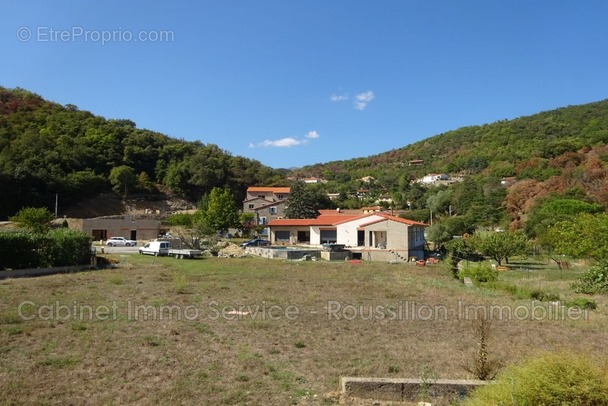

[45,228,93,267]
[0,229,92,270]
[565,297,597,310]
[530,289,560,302]
[458,264,498,284]
[464,352,608,406]
[573,260,608,294]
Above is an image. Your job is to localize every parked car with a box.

[240,238,271,248]
[139,241,170,256]
[106,237,137,247]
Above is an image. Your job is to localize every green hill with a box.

[291,99,608,231]
[0,87,286,219]
[298,99,608,184]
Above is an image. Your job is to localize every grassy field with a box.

[0,255,607,405]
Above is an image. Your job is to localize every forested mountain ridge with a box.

[292,99,608,232]
[298,99,608,185]
[0,87,286,219]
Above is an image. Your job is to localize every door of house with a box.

[130,230,137,240]
[92,229,107,241]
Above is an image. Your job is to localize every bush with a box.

[0,230,92,270]
[530,289,560,302]
[45,228,93,267]
[573,260,608,294]
[565,297,597,310]
[464,352,608,405]
[458,264,498,284]
[0,231,44,269]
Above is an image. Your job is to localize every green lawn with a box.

[0,255,606,405]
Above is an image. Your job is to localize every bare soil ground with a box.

[61,191,195,218]
[0,257,606,405]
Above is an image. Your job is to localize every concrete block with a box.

[341,377,487,402]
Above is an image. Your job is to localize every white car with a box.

[106,237,137,247]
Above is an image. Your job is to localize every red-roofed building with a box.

[267,211,428,261]
[243,186,291,228]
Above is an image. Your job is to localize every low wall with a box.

[350,249,412,262]
[320,251,351,261]
[0,264,95,279]
[246,246,321,260]
[341,377,487,402]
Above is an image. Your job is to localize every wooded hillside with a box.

[0,87,286,219]
[294,99,608,231]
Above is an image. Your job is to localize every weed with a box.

[7,325,24,335]
[463,314,502,380]
[71,322,88,331]
[108,274,124,285]
[419,366,438,403]
[39,356,78,368]
[173,273,189,294]
[388,365,401,373]
[143,335,162,347]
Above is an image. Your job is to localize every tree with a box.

[9,207,54,233]
[444,237,479,274]
[237,212,256,237]
[525,197,602,239]
[546,213,608,260]
[198,187,239,234]
[109,165,136,197]
[426,188,452,215]
[285,181,322,219]
[472,230,528,265]
[426,223,452,248]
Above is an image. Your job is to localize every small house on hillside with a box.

[419,173,449,184]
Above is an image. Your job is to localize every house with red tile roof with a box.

[267,210,428,261]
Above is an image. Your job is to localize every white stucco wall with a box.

[336,214,384,247]
[310,227,321,245]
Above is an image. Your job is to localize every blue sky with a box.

[2,1,608,168]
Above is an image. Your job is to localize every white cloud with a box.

[252,131,320,148]
[330,94,349,102]
[354,90,375,110]
[260,137,302,148]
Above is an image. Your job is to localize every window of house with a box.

[269,207,277,214]
[248,204,254,209]
[277,194,284,199]
[275,231,290,241]
[260,217,267,225]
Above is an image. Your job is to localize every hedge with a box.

[0,229,92,270]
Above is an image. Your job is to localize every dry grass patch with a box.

[0,255,606,405]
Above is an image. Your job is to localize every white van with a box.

[138,241,171,256]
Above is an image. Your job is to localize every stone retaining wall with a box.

[341,377,487,402]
